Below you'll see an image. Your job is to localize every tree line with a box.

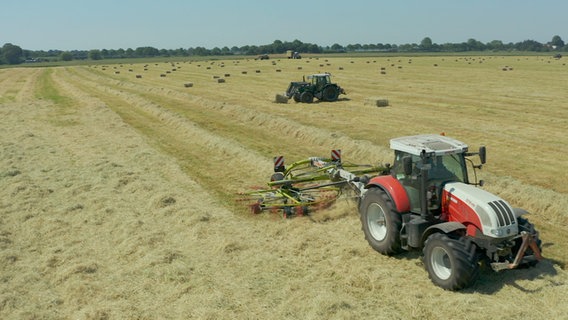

[1,36,566,65]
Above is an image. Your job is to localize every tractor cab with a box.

[389,134,486,215]
[307,73,330,89]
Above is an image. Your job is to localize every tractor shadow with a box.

[288,97,350,105]
[392,243,563,295]
[465,241,563,295]
[466,258,561,295]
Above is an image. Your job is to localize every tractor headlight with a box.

[490,229,504,237]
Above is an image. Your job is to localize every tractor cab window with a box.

[392,151,468,213]
[313,76,329,87]
[433,154,467,183]
[392,151,420,179]
[392,151,466,184]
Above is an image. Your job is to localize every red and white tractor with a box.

[359,134,542,290]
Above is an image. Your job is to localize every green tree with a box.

[193,46,209,56]
[487,40,504,51]
[551,35,565,48]
[125,48,134,58]
[515,39,544,51]
[331,43,344,51]
[88,49,102,60]
[2,43,23,64]
[60,51,73,61]
[466,38,485,51]
[420,37,433,51]
[272,40,284,53]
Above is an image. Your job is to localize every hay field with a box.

[1,55,567,319]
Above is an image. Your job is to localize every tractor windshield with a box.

[312,75,330,86]
[430,154,467,183]
[392,151,467,184]
[392,151,469,213]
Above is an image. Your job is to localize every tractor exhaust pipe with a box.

[420,150,431,220]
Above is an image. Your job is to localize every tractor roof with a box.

[307,73,331,78]
[390,134,468,156]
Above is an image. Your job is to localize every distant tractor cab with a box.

[285,73,345,103]
[286,50,301,59]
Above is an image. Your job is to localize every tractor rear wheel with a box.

[300,91,314,103]
[359,187,402,255]
[322,85,339,101]
[423,233,479,290]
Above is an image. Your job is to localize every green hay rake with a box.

[239,150,387,218]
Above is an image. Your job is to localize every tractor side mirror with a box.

[403,156,413,176]
[479,146,486,164]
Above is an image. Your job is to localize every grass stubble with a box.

[1,55,567,319]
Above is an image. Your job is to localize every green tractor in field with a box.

[285,73,345,103]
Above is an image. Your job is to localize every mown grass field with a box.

[1,55,567,319]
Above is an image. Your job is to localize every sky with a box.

[1,0,566,51]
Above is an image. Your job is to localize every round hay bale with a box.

[160,74,166,77]
[242,71,248,74]
[255,70,261,73]
[135,75,142,78]
[213,75,220,79]
[275,94,288,104]
[184,82,193,88]
[276,69,281,72]
[380,71,387,75]
[224,73,231,77]
[217,78,226,83]
[365,97,389,107]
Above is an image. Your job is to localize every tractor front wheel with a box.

[359,187,402,255]
[423,233,479,290]
[293,93,301,102]
[300,91,314,103]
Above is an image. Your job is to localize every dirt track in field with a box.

[1,57,568,319]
